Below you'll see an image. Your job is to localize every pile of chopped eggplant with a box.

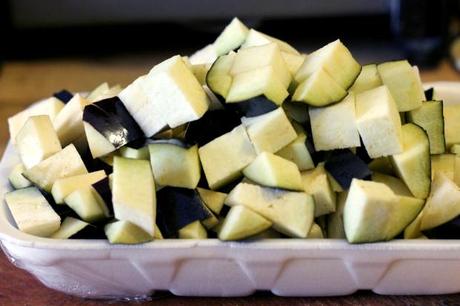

[5,18,460,244]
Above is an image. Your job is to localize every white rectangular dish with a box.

[1,82,460,299]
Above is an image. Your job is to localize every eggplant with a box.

[184,109,240,146]
[355,140,372,164]
[147,138,193,148]
[70,223,106,239]
[53,89,74,103]
[423,216,460,239]
[92,177,113,216]
[51,216,105,240]
[305,137,327,166]
[79,147,113,174]
[424,87,434,101]
[156,187,213,238]
[283,101,310,124]
[217,177,244,194]
[83,97,145,158]
[4,187,61,237]
[224,96,278,117]
[324,149,372,189]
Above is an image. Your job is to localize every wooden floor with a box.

[1,57,460,305]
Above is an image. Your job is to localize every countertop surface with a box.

[1,57,460,305]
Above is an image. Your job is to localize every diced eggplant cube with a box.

[292,68,347,106]
[390,124,431,199]
[53,94,92,146]
[127,56,209,137]
[8,97,64,144]
[8,163,32,189]
[343,179,423,243]
[23,144,88,192]
[199,125,257,190]
[301,165,337,217]
[213,17,249,56]
[51,170,106,204]
[64,186,109,223]
[377,60,424,112]
[420,172,460,231]
[241,29,300,55]
[196,187,227,215]
[295,39,361,90]
[226,183,314,238]
[355,86,403,158]
[178,221,208,239]
[242,108,297,154]
[112,157,156,236]
[4,187,61,237]
[16,115,62,169]
[349,64,382,94]
[149,142,200,189]
[105,220,153,244]
[309,93,360,151]
[243,152,303,191]
[119,76,168,137]
[231,43,291,88]
[218,205,272,241]
[50,217,89,239]
[276,133,315,171]
[226,66,289,105]
[83,97,145,158]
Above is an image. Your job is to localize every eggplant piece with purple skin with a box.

[355,139,372,164]
[53,89,74,103]
[79,148,113,174]
[92,177,113,216]
[184,109,240,146]
[83,97,145,158]
[223,96,279,117]
[424,87,434,100]
[305,137,327,166]
[41,190,80,219]
[324,149,372,189]
[423,217,460,239]
[156,187,212,238]
[69,223,106,240]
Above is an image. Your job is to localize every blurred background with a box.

[1,0,460,153]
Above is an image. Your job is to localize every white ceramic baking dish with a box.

[1,82,460,299]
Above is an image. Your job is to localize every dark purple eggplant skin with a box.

[83,96,145,149]
[324,149,372,189]
[184,109,241,146]
[92,177,113,216]
[156,187,212,238]
[80,148,113,174]
[283,101,310,125]
[423,216,460,239]
[70,223,106,240]
[305,137,327,166]
[40,189,81,220]
[53,89,73,103]
[425,87,434,100]
[355,139,372,164]
[224,96,279,117]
